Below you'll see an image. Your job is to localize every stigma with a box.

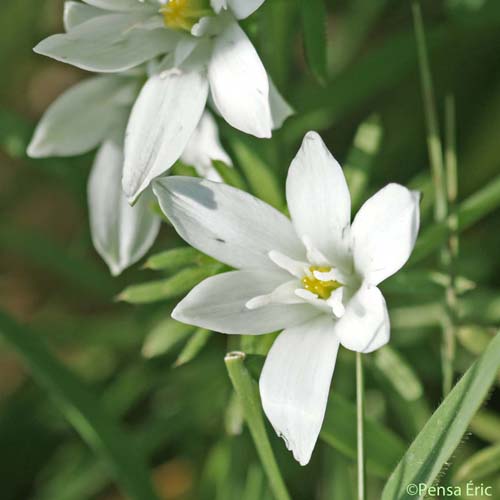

[160,0,213,31]
[301,266,342,300]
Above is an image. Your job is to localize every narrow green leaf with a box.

[0,310,159,500]
[174,328,212,367]
[320,394,406,479]
[344,114,383,210]
[225,351,291,500]
[229,137,284,209]
[411,175,500,264]
[298,0,328,84]
[143,247,213,272]
[117,264,222,304]
[142,318,194,359]
[212,160,248,190]
[382,330,500,499]
[454,442,500,483]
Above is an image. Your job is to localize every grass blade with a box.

[225,351,291,500]
[0,310,159,500]
[382,330,500,499]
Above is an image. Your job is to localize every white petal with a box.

[88,140,160,275]
[260,315,339,466]
[153,176,305,270]
[334,285,389,353]
[123,69,209,203]
[173,270,318,334]
[28,75,135,158]
[64,1,103,31]
[286,132,352,268]
[269,77,294,130]
[208,20,272,138]
[82,0,151,12]
[34,13,177,73]
[227,0,265,19]
[181,111,232,182]
[351,184,420,285]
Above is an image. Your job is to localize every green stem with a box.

[412,1,454,397]
[441,94,459,395]
[356,352,366,500]
[224,351,291,500]
[412,1,447,224]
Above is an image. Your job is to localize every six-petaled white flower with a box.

[27,72,233,275]
[34,0,292,203]
[152,131,420,465]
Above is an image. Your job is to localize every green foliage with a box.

[0,311,159,500]
[382,331,500,499]
[2,0,500,498]
[297,0,328,84]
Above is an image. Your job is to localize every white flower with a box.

[33,0,293,203]
[152,131,420,466]
[27,73,232,275]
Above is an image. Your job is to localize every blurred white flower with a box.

[34,0,293,203]
[153,131,420,465]
[27,73,232,275]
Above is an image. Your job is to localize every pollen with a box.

[301,266,342,300]
[160,0,212,31]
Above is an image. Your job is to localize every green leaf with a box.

[117,264,223,304]
[174,328,213,367]
[211,160,248,190]
[320,394,406,479]
[229,137,284,209]
[0,310,159,500]
[454,442,500,483]
[411,175,500,264]
[382,330,500,499]
[225,351,291,500]
[142,318,194,359]
[344,114,383,210]
[143,247,213,272]
[298,0,328,84]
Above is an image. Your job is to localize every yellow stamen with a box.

[160,0,212,31]
[301,266,342,300]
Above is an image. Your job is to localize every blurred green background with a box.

[1,0,500,499]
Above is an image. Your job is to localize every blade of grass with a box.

[224,351,291,500]
[0,310,159,500]
[382,330,500,499]
[441,94,460,395]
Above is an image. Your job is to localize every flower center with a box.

[301,266,342,300]
[160,0,212,31]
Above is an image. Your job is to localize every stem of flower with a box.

[412,1,455,397]
[224,351,291,500]
[356,352,366,500]
[442,94,459,396]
